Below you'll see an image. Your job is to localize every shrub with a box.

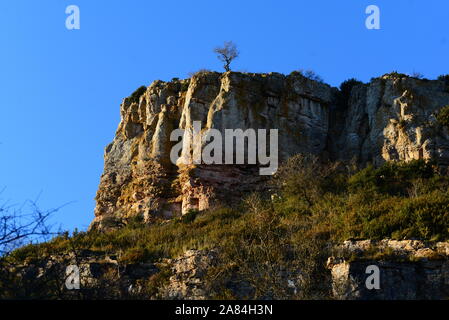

[411,72,424,79]
[4,155,449,299]
[119,247,149,264]
[336,78,364,109]
[437,105,449,128]
[437,74,449,85]
[208,198,332,299]
[181,209,199,223]
[142,266,172,298]
[273,154,345,210]
[180,80,190,91]
[290,69,324,83]
[387,71,408,79]
[303,70,324,83]
[188,69,212,78]
[128,85,146,104]
[348,160,434,196]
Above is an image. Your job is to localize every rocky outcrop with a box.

[0,249,160,299]
[160,249,217,300]
[330,75,449,167]
[91,71,334,230]
[92,72,449,230]
[4,241,448,300]
[327,240,449,300]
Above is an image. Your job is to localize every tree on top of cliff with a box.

[214,41,239,72]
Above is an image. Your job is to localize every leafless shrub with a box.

[187,68,212,78]
[0,198,63,256]
[272,154,343,208]
[292,69,324,83]
[214,41,239,72]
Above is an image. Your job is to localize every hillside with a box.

[2,71,449,300]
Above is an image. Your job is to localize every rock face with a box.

[160,249,217,300]
[331,75,449,167]
[0,249,160,299]
[91,71,334,229]
[91,72,449,230]
[327,240,449,300]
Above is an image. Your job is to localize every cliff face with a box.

[331,76,449,166]
[91,72,334,229]
[91,72,449,230]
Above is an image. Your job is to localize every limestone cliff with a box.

[91,72,449,230]
[330,74,449,167]
[91,71,333,229]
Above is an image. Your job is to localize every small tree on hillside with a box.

[214,41,239,72]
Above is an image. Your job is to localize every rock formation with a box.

[161,249,217,300]
[4,72,449,301]
[330,75,449,166]
[91,71,449,230]
[7,242,447,300]
[327,240,449,299]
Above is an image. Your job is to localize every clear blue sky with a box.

[1,0,448,232]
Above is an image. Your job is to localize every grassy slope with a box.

[2,158,449,299]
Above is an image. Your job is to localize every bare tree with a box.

[0,197,62,256]
[214,41,239,72]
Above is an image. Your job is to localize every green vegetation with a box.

[127,85,147,104]
[188,69,213,78]
[437,105,449,129]
[348,160,434,195]
[438,74,449,85]
[387,71,409,79]
[2,156,449,299]
[272,156,449,241]
[411,72,425,80]
[290,69,324,83]
[336,78,364,109]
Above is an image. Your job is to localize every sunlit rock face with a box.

[91,72,333,230]
[330,75,449,167]
[91,72,449,230]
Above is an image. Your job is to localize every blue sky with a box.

[0,0,448,232]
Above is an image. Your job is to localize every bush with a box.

[128,85,146,104]
[438,74,449,85]
[411,72,424,79]
[290,69,324,83]
[119,247,149,264]
[4,155,449,299]
[348,160,434,195]
[387,71,408,79]
[336,78,364,109]
[437,105,449,128]
[303,70,324,83]
[272,154,345,211]
[181,209,199,223]
[188,69,212,78]
[344,191,449,240]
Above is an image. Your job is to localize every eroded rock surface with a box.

[160,249,217,300]
[92,71,334,229]
[327,240,449,300]
[331,75,449,167]
[92,72,449,230]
